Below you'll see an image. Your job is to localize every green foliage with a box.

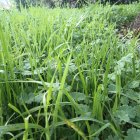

[0,3,140,140]
[125,128,140,140]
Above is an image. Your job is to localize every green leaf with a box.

[78,104,90,114]
[0,123,44,136]
[115,110,130,122]
[8,103,23,118]
[108,83,116,91]
[70,92,86,101]
[125,128,140,140]
[19,92,43,104]
[123,89,140,103]
[115,105,137,122]
[129,81,140,89]
[120,97,129,105]
[88,123,110,137]
[120,105,136,119]
[114,53,133,74]
[108,73,116,81]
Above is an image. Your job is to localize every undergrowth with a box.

[0,3,140,140]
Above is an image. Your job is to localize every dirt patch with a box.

[129,13,140,35]
[117,14,140,38]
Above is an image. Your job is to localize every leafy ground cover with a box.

[0,4,140,140]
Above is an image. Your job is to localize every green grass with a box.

[0,3,140,140]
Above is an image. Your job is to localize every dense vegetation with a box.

[0,3,140,140]
[15,0,140,8]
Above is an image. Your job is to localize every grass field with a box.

[0,3,140,140]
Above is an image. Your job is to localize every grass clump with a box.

[0,3,140,140]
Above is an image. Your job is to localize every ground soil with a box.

[116,14,140,54]
[130,13,140,35]
[118,14,140,38]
